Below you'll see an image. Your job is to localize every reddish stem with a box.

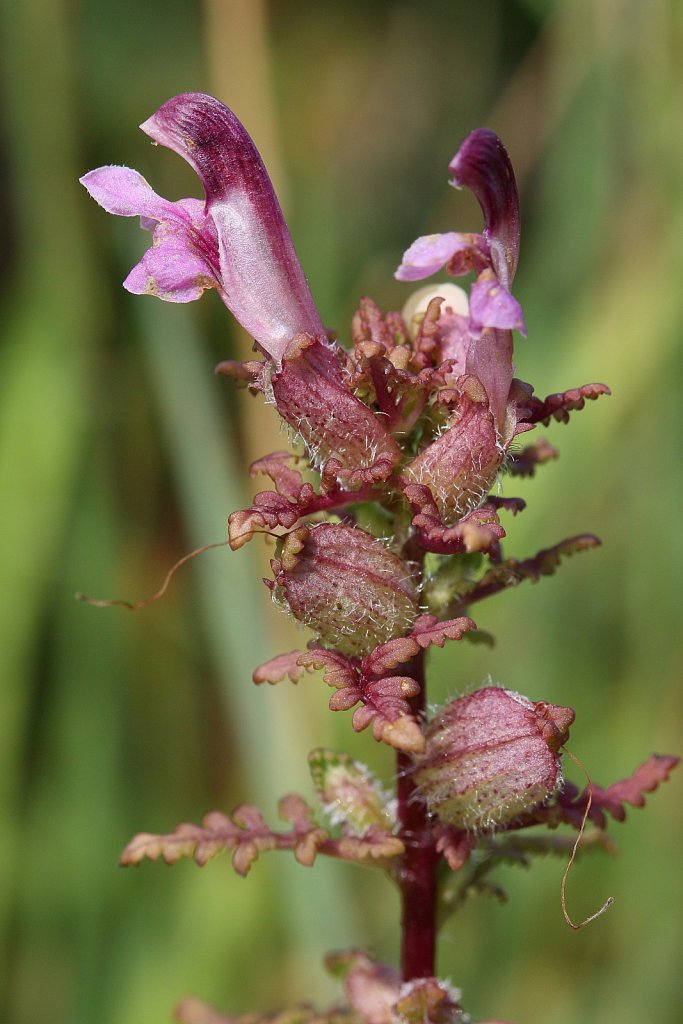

[397,648,438,979]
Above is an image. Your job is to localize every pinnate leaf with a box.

[250,450,309,499]
[451,534,601,611]
[594,753,679,816]
[298,648,360,690]
[228,491,304,549]
[253,651,307,684]
[351,701,425,754]
[362,615,475,675]
[120,796,329,876]
[257,613,475,754]
[337,826,405,861]
[433,826,475,872]
[551,754,679,828]
[525,382,610,425]
[176,997,352,1024]
[507,437,559,477]
[299,648,425,753]
[403,484,505,555]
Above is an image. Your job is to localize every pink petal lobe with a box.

[395,232,486,282]
[470,277,527,335]
[80,166,174,221]
[123,229,217,303]
[140,92,324,360]
[81,167,221,303]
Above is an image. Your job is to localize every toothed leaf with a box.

[120,798,329,876]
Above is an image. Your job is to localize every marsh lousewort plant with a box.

[82,93,678,1024]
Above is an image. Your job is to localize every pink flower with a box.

[82,93,400,484]
[396,129,525,429]
[81,92,324,364]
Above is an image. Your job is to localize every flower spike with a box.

[81,89,681,1024]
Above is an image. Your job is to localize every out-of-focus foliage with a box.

[0,1,681,1023]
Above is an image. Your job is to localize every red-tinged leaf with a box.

[351,706,376,732]
[488,495,526,515]
[120,798,330,876]
[452,534,601,612]
[362,679,422,750]
[328,688,364,712]
[230,804,267,830]
[410,614,477,650]
[507,437,559,477]
[278,793,317,829]
[298,648,360,690]
[362,636,419,676]
[541,754,679,831]
[293,832,327,868]
[366,675,421,699]
[253,651,306,685]
[591,754,679,821]
[121,824,222,867]
[403,484,505,555]
[524,382,610,426]
[352,707,425,754]
[231,842,262,876]
[228,491,302,549]
[363,616,475,676]
[229,475,380,550]
[434,826,475,872]
[227,507,266,550]
[298,648,425,752]
[250,450,308,499]
[337,826,405,862]
[251,489,308,522]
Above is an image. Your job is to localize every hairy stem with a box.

[397,648,438,979]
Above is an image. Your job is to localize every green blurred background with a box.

[1,0,681,1021]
